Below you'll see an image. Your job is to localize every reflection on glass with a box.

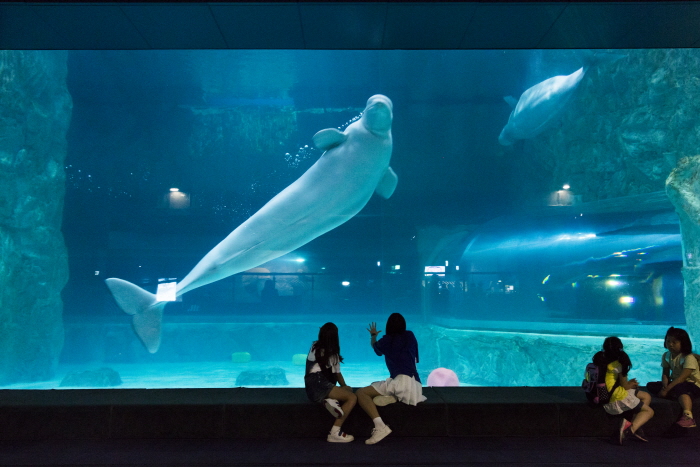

[1,49,693,389]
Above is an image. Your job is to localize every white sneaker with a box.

[327,430,354,443]
[365,425,392,445]
[373,395,397,407]
[324,398,343,418]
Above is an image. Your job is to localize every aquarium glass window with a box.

[0,49,691,389]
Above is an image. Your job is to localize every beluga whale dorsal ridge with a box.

[106,94,396,353]
[498,52,624,146]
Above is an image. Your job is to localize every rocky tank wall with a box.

[0,51,72,384]
[511,49,700,205]
[667,156,700,344]
[505,49,700,342]
[415,325,662,387]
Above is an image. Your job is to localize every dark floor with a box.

[2,433,699,467]
[3,387,699,466]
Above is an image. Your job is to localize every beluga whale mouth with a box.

[105,94,397,353]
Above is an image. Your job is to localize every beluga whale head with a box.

[362,94,393,134]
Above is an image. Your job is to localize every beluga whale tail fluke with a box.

[498,51,625,146]
[105,278,165,353]
[106,94,396,353]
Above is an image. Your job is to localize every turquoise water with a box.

[4,321,666,389]
[1,361,390,390]
[2,49,692,388]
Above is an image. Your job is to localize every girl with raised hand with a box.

[356,313,426,445]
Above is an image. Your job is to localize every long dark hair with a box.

[665,326,693,355]
[386,313,406,336]
[603,336,632,376]
[313,322,343,368]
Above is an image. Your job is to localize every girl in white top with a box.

[648,327,700,428]
[303,322,357,443]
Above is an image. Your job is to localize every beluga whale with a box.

[498,53,623,146]
[106,95,397,353]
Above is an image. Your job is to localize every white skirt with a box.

[371,374,427,406]
[603,388,641,415]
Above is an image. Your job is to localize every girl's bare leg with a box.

[328,386,357,428]
[631,391,654,432]
[356,385,382,420]
[679,394,693,414]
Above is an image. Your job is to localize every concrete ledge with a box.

[0,387,696,440]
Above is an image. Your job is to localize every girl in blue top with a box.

[356,313,426,445]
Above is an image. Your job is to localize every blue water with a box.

[5,49,690,389]
[4,320,666,389]
[1,361,390,390]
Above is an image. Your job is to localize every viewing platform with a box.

[1,386,698,441]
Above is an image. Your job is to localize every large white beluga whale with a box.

[106,94,397,352]
[498,53,623,146]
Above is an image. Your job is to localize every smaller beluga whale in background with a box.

[498,53,624,146]
[106,95,397,353]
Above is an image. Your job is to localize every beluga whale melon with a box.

[498,52,624,146]
[106,95,397,353]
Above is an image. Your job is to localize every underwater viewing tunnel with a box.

[1,2,700,393]
[452,191,684,327]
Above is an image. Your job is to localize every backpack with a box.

[582,362,609,404]
[582,352,615,405]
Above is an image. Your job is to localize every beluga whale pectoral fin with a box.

[375,166,398,199]
[105,278,165,353]
[312,128,347,150]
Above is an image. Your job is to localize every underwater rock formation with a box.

[59,367,122,387]
[415,325,661,387]
[512,49,700,205]
[235,367,289,386]
[666,156,700,343]
[0,51,72,384]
